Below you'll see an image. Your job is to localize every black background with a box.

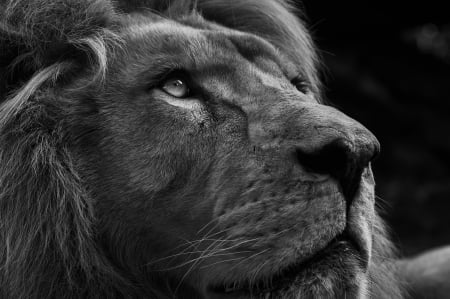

[301,1,450,255]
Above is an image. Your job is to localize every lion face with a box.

[70,15,380,298]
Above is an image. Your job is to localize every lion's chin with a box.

[206,233,367,299]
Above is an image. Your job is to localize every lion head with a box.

[0,0,403,298]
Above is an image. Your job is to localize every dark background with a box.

[301,1,450,256]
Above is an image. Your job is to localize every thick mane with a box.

[0,1,129,298]
[0,0,121,128]
[0,97,125,297]
[0,0,116,68]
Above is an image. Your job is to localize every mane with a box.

[0,0,389,298]
[0,1,131,297]
[368,215,404,298]
[0,95,128,298]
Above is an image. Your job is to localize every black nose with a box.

[295,137,379,200]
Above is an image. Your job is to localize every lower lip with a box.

[208,235,364,297]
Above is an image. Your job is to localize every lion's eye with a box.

[291,76,309,94]
[161,78,190,98]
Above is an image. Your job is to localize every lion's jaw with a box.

[79,14,380,299]
[195,157,376,299]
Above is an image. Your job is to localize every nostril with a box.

[295,139,353,179]
[295,139,368,201]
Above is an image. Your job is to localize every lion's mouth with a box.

[207,232,366,298]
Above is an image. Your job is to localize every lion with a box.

[0,0,448,298]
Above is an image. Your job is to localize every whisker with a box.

[173,236,233,294]
[199,256,247,269]
[196,218,219,235]
[228,249,269,273]
[156,252,247,271]
[249,259,269,290]
[173,237,261,294]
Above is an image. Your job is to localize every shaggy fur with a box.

[0,0,402,298]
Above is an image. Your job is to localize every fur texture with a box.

[0,0,402,298]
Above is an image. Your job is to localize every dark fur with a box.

[0,0,401,298]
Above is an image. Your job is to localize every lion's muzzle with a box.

[249,99,380,203]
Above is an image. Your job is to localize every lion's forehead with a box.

[123,18,280,59]
[116,18,293,95]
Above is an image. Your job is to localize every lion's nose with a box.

[295,136,379,200]
[248,100,379,201]
[285,103,380,201]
